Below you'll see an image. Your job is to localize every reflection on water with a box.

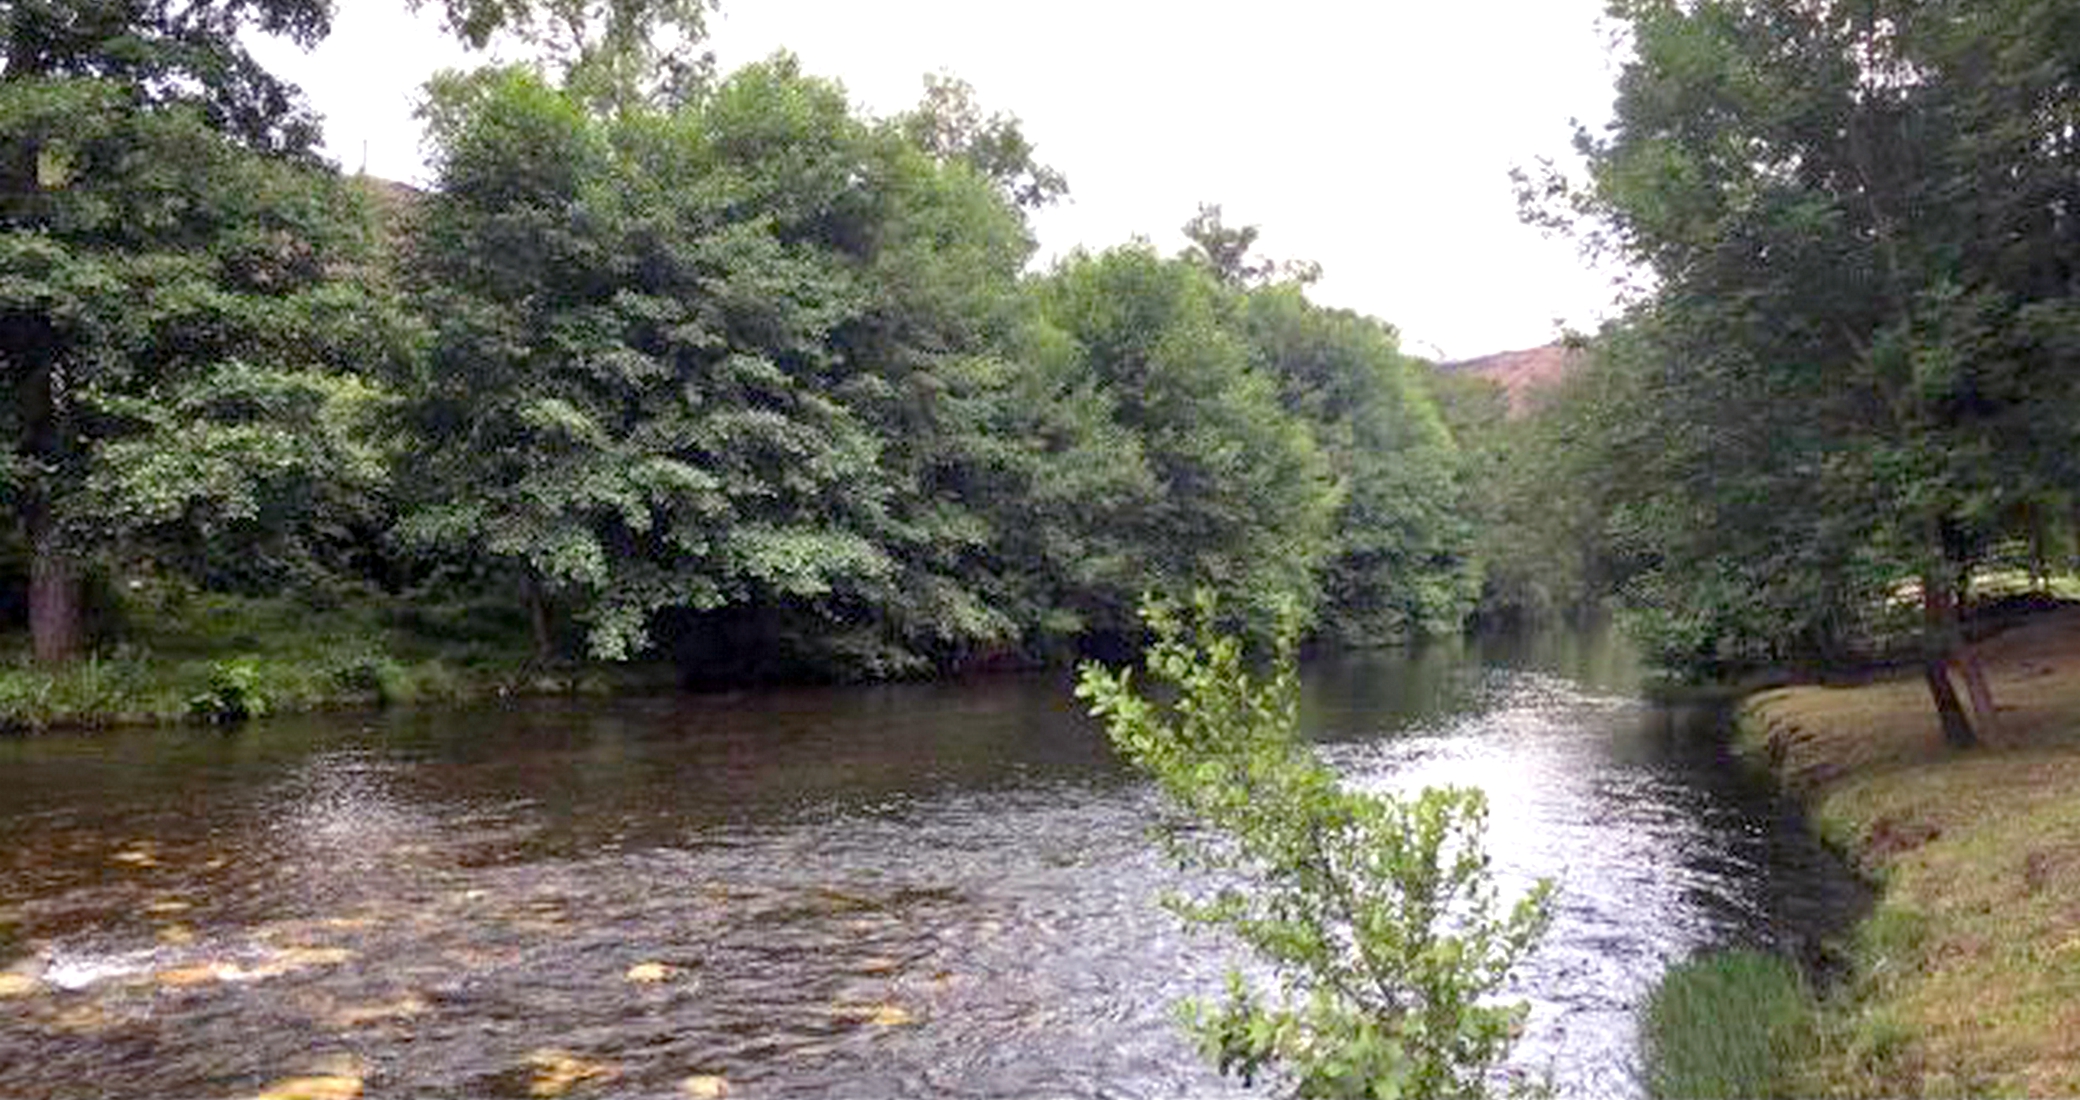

[0,627,1860,1099]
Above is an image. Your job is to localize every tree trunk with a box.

[524,572,554,666]
[1921,568,1978,748]
[17,342,80,665]
[2028,503,2050,593]
[27,511,81,665]
[1924,659,1979,748]
[1957,646,2001,739]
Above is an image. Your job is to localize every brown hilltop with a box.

[1436,343,1583,416]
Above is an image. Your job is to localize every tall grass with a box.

[1643,949,1812,1099]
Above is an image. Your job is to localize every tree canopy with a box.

[0,0,1498,681]
[1520,0,2080,737]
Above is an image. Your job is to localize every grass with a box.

[1644,950,1813,1099]
[1734,606,2080,1096]
[0,590,673,732]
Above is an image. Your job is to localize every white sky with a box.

[253,0,1628,360]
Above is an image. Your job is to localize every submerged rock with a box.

[624,961,671,983]
[525,1049,616,1097]
[252,1077,361,1100]
[330,994,428,1027]
[832,1000,915,1027]
[252,1067,363,1100]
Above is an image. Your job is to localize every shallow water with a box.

[0,630,1860,1098]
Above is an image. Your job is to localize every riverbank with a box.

[0,593,673,733]
[1732,606,2080,1095]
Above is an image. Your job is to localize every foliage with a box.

[897,72,1067,210]
[1035,248,1339,640]
[1078,594,1552,1099]
[1245,288,1480,642]
[1643,950,1812,1100]
[1182,203,1320,288]
[189,657,268,724]
[413,0,718,109]
[1,4,1497,687]
[1,2,418,663]
[1521,0,2080,696]
[0,0,332,153]
[403,60,1045,671]
[0,587,610,730]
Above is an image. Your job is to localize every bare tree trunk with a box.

[1922,569,1978,748]
[2028,502,2050,593]
[1957,646,2001,738]
[524,572,554,666]
[1924,659,1978,748]
[27,508,81,665]
[15,339,81,664]
[1942,525,2000,739]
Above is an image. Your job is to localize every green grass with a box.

[1734,606,2080,1095]
[0,589,671,732]
[1644,950,1813,1099]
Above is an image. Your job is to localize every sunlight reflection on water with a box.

[0,633,1861,1099]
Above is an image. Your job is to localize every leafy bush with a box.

[1078,593,1552,1099]
[188,657,268,724]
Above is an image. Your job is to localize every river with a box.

[0,629,1861,1098]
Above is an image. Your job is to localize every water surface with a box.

[0,629,1859,1098]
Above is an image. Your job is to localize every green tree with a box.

[897,72,1067,211]
[1034,246,1338,638]
[1079,593,1551,1099]
[0,5,412,662]
[1182,203,1321,288]
[405,58,1075,674]
[1528,0,2080,737]
[404,63,882,663]
[414,0,717,109]
[1245,288,1480,642]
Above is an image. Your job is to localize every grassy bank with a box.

[1728,607,2080,1096]
[0,592,672,732]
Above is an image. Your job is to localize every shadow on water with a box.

[0,626,1865,1099]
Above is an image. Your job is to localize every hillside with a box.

[1436,343,1581,415]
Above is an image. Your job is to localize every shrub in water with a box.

[189,657,267,724]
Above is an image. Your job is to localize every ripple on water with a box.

[0,648,1863,1100]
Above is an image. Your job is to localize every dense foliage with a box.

[1079,594,1551,1099]
[1509,0,2080,739]
[0,2,1480,683]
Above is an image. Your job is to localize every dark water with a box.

[0,629,1861,1099]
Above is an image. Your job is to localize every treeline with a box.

[0,2,1477,683]
[1489,0,2080,744]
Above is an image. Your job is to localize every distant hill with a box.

[1435,343,1583,415]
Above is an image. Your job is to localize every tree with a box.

[404,58,1075,674]
[1245,288,1481,643]
[1079,593,1551,1099]
[0,0,330,153]
[1182,203,1320,288]
[1034,246,1338,639]
[897,73,1068,210]
[414,0,717,110]
[1528,0,2080,739]
[0,5,411,662]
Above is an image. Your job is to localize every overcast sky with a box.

[252,0,1628,360]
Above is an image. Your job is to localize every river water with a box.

[0,630,1860,1099]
